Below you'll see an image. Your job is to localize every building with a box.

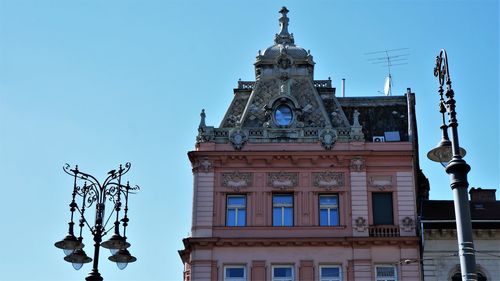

[421,188,500,281]
[179,7,424,281]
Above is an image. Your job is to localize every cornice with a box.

[181,236,419,252]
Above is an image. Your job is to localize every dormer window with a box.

[274,104,293,126]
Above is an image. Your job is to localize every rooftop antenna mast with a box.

[365,48,409,96]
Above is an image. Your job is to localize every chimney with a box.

[469,187,497,202]
[341,78,345,97]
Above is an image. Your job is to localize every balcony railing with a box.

[369,225,400,237]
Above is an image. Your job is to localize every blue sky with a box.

[0,1,498,280]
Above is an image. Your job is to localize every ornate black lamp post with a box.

[427,49,477,281]
[55,162,139,281]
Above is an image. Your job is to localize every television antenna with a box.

[365,48,409,96]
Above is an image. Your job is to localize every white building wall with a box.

[423,232,500,280]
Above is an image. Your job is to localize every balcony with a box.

[369,225,400,237]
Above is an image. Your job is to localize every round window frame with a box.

[273,103,294,127]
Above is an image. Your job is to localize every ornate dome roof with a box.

[256,7,312,64]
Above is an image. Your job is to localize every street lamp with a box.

[55,162,139,281]
[427,49,477,281]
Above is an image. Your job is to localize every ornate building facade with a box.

[179,7,423,281]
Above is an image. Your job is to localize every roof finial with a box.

[275,7,294,45]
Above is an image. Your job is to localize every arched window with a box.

[451,272,487,281]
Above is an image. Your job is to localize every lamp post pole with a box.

[55,163,139,281]
[431,49,477,281]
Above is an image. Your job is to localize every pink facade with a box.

[180,7,422,281]
[181,143,421,280]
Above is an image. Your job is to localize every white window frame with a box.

[375,265,397,281]
[272,265,294,281]
[319,265,342,281]
[273,194,293,226]
[224,265,246,281]
[227,195,246,227]
[319,195,339,226]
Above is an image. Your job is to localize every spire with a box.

[275,7,294,45]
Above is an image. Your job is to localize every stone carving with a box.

[312,172,344,190]
[196,109,215,143]
[350,157,365,172]
[221,172,252,191]
[354,217,368,232]
[369,175,393,189]
[267,172,298,189]
[229,128,248,150]
[193,157,213,173]
[319,128,337,150]
[401,216,415,232]
[277,55,291,70]
[350,109,364,141]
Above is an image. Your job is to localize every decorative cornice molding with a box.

[181,236,419,251]
[267,172,298,189]
[425,228,500,239]
[312,172,344,190]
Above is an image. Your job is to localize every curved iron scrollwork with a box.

[434,49,450,87]
[62,163,139,231]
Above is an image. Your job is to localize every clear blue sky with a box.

[0,1,498,280]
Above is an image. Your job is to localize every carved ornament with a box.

[229,128,248,150]
[267,172,298,190]
[312,172,344,190]
[193,157,213,173]
[401,216,415,232]
[350,157,365,172]
[221,172,252,191]
[354,217,368,232]
[319,128,337,150]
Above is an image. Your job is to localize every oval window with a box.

[274,104,293,126]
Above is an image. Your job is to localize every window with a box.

[273,194,293,226]
[274,104,293,126]
[320,265,342,281]
[375,265,397,281]
[227,195,246,226]
[319,195,339,226]
[372,193,394,225]
[272,265,294,281]
[451,271,487,281]
[224,266,246,281]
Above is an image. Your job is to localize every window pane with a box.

[320,195,338,206]
[227,209,236,226]
[237,210,246,226]
[321,267,340,277]
[273,267,292,277]
[320,209,328,226]
[275,105,293,126]
[273,194,293,205]
[273,207,282,226]
[226,267,245,277]
[283,207,293,226]
[376,266,395,277]
[330,209,339,226]
[228,196,246,206]
[372,193,393,225]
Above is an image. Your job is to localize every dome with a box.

[260,44,309,61]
